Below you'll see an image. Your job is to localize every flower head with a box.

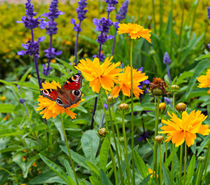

[116,0,129,22]
[207,7,210,19]
[17,36,45,58]
[118,23,151,42]
[42,64,52,76]
[160,110,210,147]
[111,66,148,98]
[43,0,64,20]
[36,81,82,119]
[163,52,171,64]
[75,57,121,93]
[105,0,118,13]
[149,78,167,95]
[44,47,62,58]
[197,69,210,94]
[17,0,44,29]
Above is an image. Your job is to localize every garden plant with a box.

[0,0,210,184]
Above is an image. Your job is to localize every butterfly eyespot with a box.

[56,98,63,105]
[72,90,81,97]
[43,90,49,95]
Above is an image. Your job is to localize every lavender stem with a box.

[166,64,172,83]
[47,33,53,73]
[31,29,42,89]
[74,21,81,65]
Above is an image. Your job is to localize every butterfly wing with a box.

[41,89,58,101]
[63,73,82,90]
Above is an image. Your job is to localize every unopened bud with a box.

[176,103,187,112]
[152,88,163,96]
[159,103,166,111]
[98,128,107,137]
[155,135,164,143]
[108,96,113,102]
[198,156,205,162]
[171,85,179,92]
[119,103,129,110]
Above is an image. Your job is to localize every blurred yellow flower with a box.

[160,110,210,147]
[75,57,121,93]
[0,96,6,101]
[32,162,37,167]
[197,69,210,93]
[27,74,31,79]
[118,23,151,42]
[22,156,26,162]
[3,115,9,121]
[36,81,82,120]
[111,66,148,98]
[51,59,56,63]
[147,168,158,178]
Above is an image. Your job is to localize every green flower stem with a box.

[105,94,124,184]
[165,142,167,162]
[172,92,175,111]
[153,96,159,177]
[178,0,184,47]
[158,142,163,185]
[122,98,131,184]
[184,142,187,185]
[159,0,163,36]
[201,141,210,185]
[60,114,79,185]
[195,161,202,185]
[170,0,173,56]
[179,144,183,185]
[109,140,118,185]
[130,39,135,185]
[99,94,118,184]
[152,0,156,33]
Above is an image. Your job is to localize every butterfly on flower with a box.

[41,73,83,108]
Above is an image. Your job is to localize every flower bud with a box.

[152,88,163,96]
[108,96,113,102]
[159,102,166,111]
[155,135,164,143]
[176,103,187,112]
[98,128,107,137]
[171,84,179,92]
[149,50,156,55]
[119,103,129,110]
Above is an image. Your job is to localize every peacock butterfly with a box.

[41,73,83,108]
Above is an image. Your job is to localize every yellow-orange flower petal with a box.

[118,23,151,42]
[159,110,210,147]
[36,81,83,120]
[197,69,210,93]
[111,66,148,98]
[75,57,121,93]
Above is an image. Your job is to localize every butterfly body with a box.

[41,73,82,108]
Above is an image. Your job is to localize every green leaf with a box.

[86,161,100,176]
[100,169,113,185]
[162,163,171,185]
[28,172,66,184]
[20,67,32,84]
[186,155,195,184]
[0,104,15,113]
[139,175,151,185]
[81,130,100,162]
[183,59,210,101]
[134,150,148,178]
[39,154,75,185]
[197,135,210,156]
[60,145,89,170]
[99,136,110,170]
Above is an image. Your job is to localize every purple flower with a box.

[164,97,171,105]
[45,20,58,35]
[208,44,210,49]
[43,64,52,76]
[18,36,45,58]
[207,7,210,19]
[71,18,82,32]
[77,0,88,21]
[93,18,113,45]
[163,52,171,64]
[138,67,150,92]
[93,53,105,62]
[43,0,64,20]
[137,131,149,142]
[163,52,172,83]
[44,48,62,59]
[17,0,43,29]
[19,98,25,104]
[116,0,129,21]
[105,0,118,13]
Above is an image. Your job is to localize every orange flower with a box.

[160,110,210,147]
[75,57,121,93]
[111,66,148,98]
[197,69,210,93]
[147,168,158,178]
[36,81,83,120]
[118,23,151,42]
